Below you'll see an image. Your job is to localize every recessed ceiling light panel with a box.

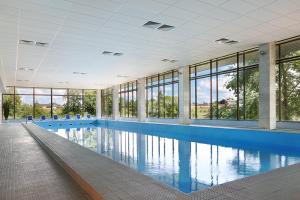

[143,21,161,29]
[226,40,239,45]
[157,24,175,31]
[19,40,34,45]
[102,51,113,55]
[113,53,123,56]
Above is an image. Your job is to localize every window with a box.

[146,70,179,118]
[190,50,259,120]
[119,81,137,118]
[2,87,97,119]
[83,90,96,116]
[101,88,113,117]
[277,38,300,121]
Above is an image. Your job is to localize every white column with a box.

[179,66,190,124]
[259,42,276,129]
[96,89,101,118]
[137,78,146,122]
[112,85,119,120]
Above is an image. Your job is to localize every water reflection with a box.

[51,127,300,193]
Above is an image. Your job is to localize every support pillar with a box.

[0,93,2,120]
[178,141,191,193]
[259,42,276,129]
[179,66,190,124]
[112,85,119,120]
[96,89,101,118]
[137,78,146,122]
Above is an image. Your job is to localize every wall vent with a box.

[226,40,239,45]
[35,42,49,47]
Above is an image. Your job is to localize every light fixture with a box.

[215,38,239,45]
[143,21,175,31]
[19,40,49,47]
[18,67,35,71]
[117,75,129,78]
[161,59,178,63]
[73,72,87,75]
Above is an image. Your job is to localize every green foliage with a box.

[62,95,82,115]
[3,100,10,120]
[277,51,300,121]
[83,93,96,115]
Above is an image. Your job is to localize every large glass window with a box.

[190,50,259,120]
[119,81,137,118]
[2,87,97,119]
[277,39,300,121]
[101,88,113,117]
[146,70,179,118]
[83,90,96,116]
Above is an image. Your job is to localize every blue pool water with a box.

[36,120,300,193]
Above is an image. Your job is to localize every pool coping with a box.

[23,122,300,200]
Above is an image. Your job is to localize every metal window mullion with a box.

[50,88,53,118]
[216,60,219,119]
[172,70,174,119]
[210,61,213,120]
[189,67,191,119]
[195,66,198,119]
[236,53,240,120]
[33,88,35,118]
[243,53,246,120]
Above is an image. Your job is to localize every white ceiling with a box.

[0,0,300,89]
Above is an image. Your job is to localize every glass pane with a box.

[69,89,82,95]
[147,88,152,117]
[152,87,159,117]
[159,85,165,118]
[239,68,259,120]
[2,95,14,119]
[35,88,51,95]
[173,71,179,81]
[217,56,237,72]
[84,90,96,96]
[164,72,173,84]
[52,96,67,117]
[5,87,14,94]
[152,76,159,85]
[15,87,33,95]
[35,96,51,118]
[190,79,196,119]
[218,72,237,119]
[173,83,179,118]
[196,63,210,76]
[53,89,67,95]
[190,67,196,78]
[279,39,300,59]
[165,84,172,118]
[83,91,96,116]
[67,95,82,115]
[196,77,210,119]
[15,95,33,119]
[212,75,217,119]
[244,51,259,66]
[278,60,300,121]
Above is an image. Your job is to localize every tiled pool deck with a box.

[0,123,90,200]
[2,123,300,200]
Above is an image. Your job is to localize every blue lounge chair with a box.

[53,115,58,120]
[40,115,46,120]
[65,114,71,120]
[87,114,91,119]
[76,114,80,119]
[26,115,33,123]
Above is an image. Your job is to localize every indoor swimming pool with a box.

[35,120,300,193]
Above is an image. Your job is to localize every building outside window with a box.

[276,38,300,121]
[190,49,259,120]
[146,70,179,118]
[119,81,137,118]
